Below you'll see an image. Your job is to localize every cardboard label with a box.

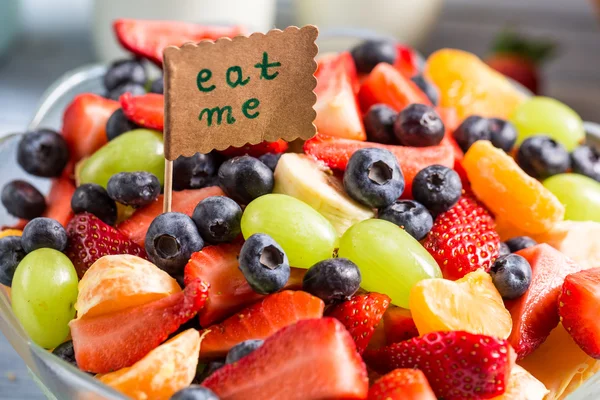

[163,25,319,160]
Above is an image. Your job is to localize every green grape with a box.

[78,129,165,188]
[510,96,584,152]
[338,219,441,308]
[11,248,78,349]
[241,194,338,269]
[543,173,600,222]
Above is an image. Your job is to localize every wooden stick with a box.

[163,159,173,213]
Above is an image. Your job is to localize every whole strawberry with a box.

[423,195,499,280]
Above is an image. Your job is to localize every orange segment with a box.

[409,269,512,339]
[492,365,548,400]
[463,141,564,234]
[494,215,530,241]
[76,255,180,319]
[0,229,22,238]
[424,49,527,119]
[97,328,200,400]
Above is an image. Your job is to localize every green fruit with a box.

[78,129,164,188]
[338,219,441,308]
[543,173,600,222]
[241,194,338,269]
[11,249,78,349]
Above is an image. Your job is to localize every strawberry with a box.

[120,92,164,131]
[198,290,324,361]
[71,279,209,373]
[559,268,600,358]
[65,213,147,278]
[393,44,423,78]
[368,369,436,400]
[218,139,289,158]
[114,19,245,66]
[423,195,500,280]
[62,93,120,162]
[42,177,75,227]
[506,244,585,359]
[318,51,360,93]
[203,318,368,400]
[328,293,390,354]
[363,331,515,400]
[383,306,419,345]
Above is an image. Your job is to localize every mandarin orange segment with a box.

[424,49,527,119]
[463,141,564,234]
[409,269,512,339]
[0,229,22,239]
[494,215,530,241]
[76,255,180,319]
[97,328,201,400]
[491,365,548,400]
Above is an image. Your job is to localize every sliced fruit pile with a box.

[1,18,600,400]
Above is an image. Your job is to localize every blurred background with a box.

[0,0,598,397]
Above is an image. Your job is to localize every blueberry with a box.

[103,59,147,92]
[52,340,77,367]
[17,129,69,177]
[571,145,600,182]
[0,236,26,286]
[488,118,517,152]
[21,218,68,253]
[107,82,146,101]
[194,361,225,384]
[498,242,511,257]
[107,172,161,207]
[452,115,491,153]
[302,258,361,304]
[343,148,404,208]
[225,339,264,364]
[350,39,397,74]
[393,104,445,147]
[258,153,282,171]
[411,75,439,106]
[505,236,537,253]
[170,385,219,400]
[71,184,117,226]
[364,104,397,144]
[412,165,462,215]
[145,212,204,276]
[516,135,570,179]
[150,76,164,94]
[173,152,222,191]
[106,109,139,141]
[239,233,290,295]
[218,156,274,204]
[192,196,242,244]
[378,200,433,240]
[489,254,532,300]
[1,180,46,220]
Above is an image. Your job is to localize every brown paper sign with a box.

[163,25,319,160]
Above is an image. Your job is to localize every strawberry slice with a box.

[199,290,324,360]
[393,44,423,78]
[314,51,366,141]
[71,279,208,373]
[423,195,500,280]
[42,177,75,227]
[328,293,390,354]
[114,19,245,65]
[120,92,164,131]
[62,93,120,162]
[559,268,600,358]
[364,331,515,400]
[368,369,436,400]
[218,139,289,158]
[383,306,419,345]
[65,213,147,278]
[118,186,224,247]
[303,134,454,197]
[203,318,368,400]
[506,244,585,359]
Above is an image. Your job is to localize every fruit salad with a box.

[1,18,600,400]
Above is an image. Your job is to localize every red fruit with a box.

[559,268,600,358]
[328,293,390,354]
[62,93,120,162]
[393,44,422,78]
[199,290,324,360]
[363,331,514,400]
[42,177,75,227]
[368,369,436,400]
[114,19,245,66]
[71,279,208,373]
[506,244,585,359]
[436,106,460,133]
[383,306,419,345]
[358,63,431,113]
[65,213,147,278]
[120,92,164,131]
[303,134,454,197]
[422,195,500,280]
[314,51,366,141]
[218,139,288,158]
[118,186,224,247]
[203,318,368,400]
